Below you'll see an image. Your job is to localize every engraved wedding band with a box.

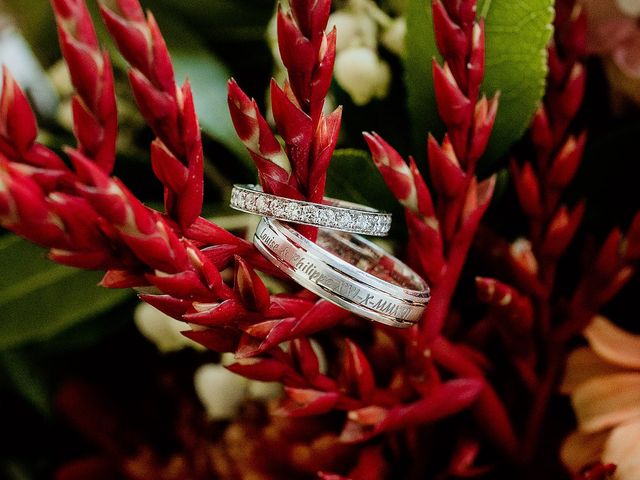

[254,217,430,328]
[230,184,391,236]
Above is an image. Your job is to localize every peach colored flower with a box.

[561,315,640,479]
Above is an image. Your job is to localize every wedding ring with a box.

[254,217,430,328]
[230,184,391,236]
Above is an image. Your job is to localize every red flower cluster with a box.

[364,0,517,461]
[227,0,340,239]
[0,0,348,361]
[1,0,639,477]
[475,0,640,462]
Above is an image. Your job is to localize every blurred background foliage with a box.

[0,0,639,478]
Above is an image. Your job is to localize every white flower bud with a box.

[247,381,283,401]
[194,363,248,420]
[134,302,204,353]
[334,47,391,106]
[381,17,406,56]
[616,0,640,16]
[220,352,237,366]
[328,10,377,51]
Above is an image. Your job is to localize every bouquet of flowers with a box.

[0,0,638,478]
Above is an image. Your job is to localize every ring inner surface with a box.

[317,229,423,290]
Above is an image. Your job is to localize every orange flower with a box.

[561,315,640,479]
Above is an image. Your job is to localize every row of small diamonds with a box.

[231,188,390,235]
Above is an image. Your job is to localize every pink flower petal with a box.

[572,373,640,432]
[612,32,640,78]
[587,19,636,54]
[602,418,640,479]
[562,347,628,394]
[585,316,640,369]
[560,429,609,473]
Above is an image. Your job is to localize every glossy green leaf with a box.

[405,0,440,168]
[0,350,51,415]
[0,236,131,350]
[152,0,274,42]
[404,0,554,168]
[481,0,554,163]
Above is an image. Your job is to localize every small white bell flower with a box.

[134,302,204,353]
[328,10,378,51]
[194,363,249,420]
[616,0,640,17]
[334,46,391,105]
[381,17,407,57]
[247,381,283,401]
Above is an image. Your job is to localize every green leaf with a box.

[0,350,51,415]
[481,0,554,164]
[325,149,400,216]
[0,235,131,351]
[405,0,440,168]
[151,0,274,42]
[404,0,554,168]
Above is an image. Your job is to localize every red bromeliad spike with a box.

[228,0,339,229]
[432,1,467,88]
[363,8,513,458]
[366,0,499,355]
[98,0,203,230]
[51,0,117,175]
[277,0,333,124]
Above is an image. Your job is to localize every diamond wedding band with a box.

[230,184,391,236]
[254,217,430,328]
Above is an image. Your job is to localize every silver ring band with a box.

[254,217,430,328]
[230,184,392,236]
